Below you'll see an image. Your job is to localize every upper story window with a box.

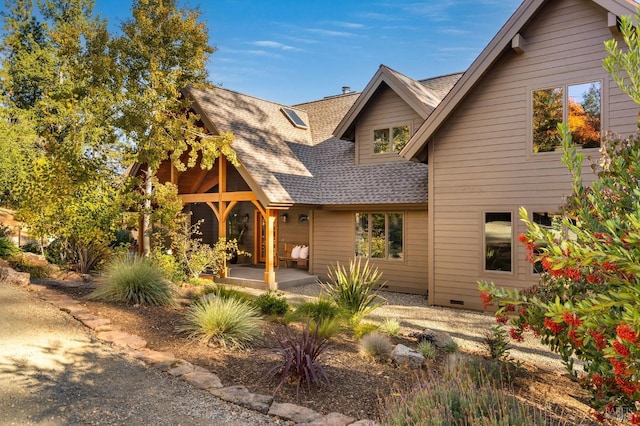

[373,125,410,154]
[355,212,404,260]
[532,81,601,153]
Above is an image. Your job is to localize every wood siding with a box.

[311,209,428,294]
[356,84,424,164]
[429,0,639,310]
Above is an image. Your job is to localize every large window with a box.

[355,212,403,260]
[484,212,512,272]
[532,81,601,153]
[373,125,410,154]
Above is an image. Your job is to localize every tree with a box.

[0,0,121,266]
[114,0,235,255]
[479,7,640,423]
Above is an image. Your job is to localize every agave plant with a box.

[320,258,385,322]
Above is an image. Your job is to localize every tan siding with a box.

[356,85,424,164]
[311,209,428,294]
[276,207,310,252]
[430,0,639,309]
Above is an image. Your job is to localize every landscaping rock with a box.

[96,330,147,349]
[209,385,273,413]
[391,344,425,369]
[409,328,454,349]
[1,267,30,286]
[349,420,380,425]
[268,402,322,423]
[166,360,198,376]
[81,317,112,331]
[301,412,355,425]
[21,252,48,267]
[182,370,223,390]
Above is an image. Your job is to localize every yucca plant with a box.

[268,322,332,394]
[320,258,385,322]
[179,296,263,348]
[87,255,176,306]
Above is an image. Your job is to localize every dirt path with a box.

[0,280,285,426]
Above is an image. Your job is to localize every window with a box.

[373,125,410,154]
[355,212,403,260]
[484,212,512,272]
[532,81,601,153]
[281,107,307,129]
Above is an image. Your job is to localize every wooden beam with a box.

[178,191,257,204]
[196,172,219,193]
[511,33,525,54]
[187,167,209,194]
[221,200,238,221]
[264,208,276,289]
[205,202,220,221]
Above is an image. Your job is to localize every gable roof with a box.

[185,85,429,206]
[334,65,462,141]
[400,0,639,162]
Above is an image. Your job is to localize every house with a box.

[144,68,459,293]
[146,0,638,310]
[400,0,639,309]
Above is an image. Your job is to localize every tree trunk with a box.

[142,165,153,256]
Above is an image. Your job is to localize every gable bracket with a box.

[511,33,526,54]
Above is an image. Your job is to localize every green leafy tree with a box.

[479,8,640,423]
[114,0,235,255]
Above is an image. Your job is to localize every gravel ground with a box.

[279,283,575,374]
[0,280,288,426]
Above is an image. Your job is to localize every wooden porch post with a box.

[264,208,276,289]
[218,157,228,278]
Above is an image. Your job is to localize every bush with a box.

[150,246,185,283]
[380,354,548,425]
[87,255,176,306]
[293,296,343,323]
[268,321,332,394]
[320,258,385,322]
[483,325,512,362]
[352,322,379,339]
[254,290,289,315]
[179,296,262,348]
[359,332,393,362]
[199,284,255,304]
[8,254,49,278]
[417,340,436,362]
[379,318,401,337]
[20,241,41,254]
[0,236,18,258]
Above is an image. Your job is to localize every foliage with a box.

[0,236,18,258]
[150,245,185,283]
[198,284,256,304]
[268,322,332,395]
[20,241,41,254]
[483,325,513,362]
[442,340,459,354]
[379,318,401,337]
[254,290,289,316]
[87,255,176,306]
[380,354,548,426]
[179,296,262,349]
[359,332,393,362]
[8,254,49,279]
[293,296,344,323]
[352,322,380,339]
[416,340,436,362]
[320,258,385,322]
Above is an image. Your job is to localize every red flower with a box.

[610,359,627,376]
[562,267,582,281]
[543,317,564,334]
[518,233,528,244]
[562,312,583,327]
[591,373,604,386]
[592,411,606,423]
[496,315,509,324]
[568,328,583,347]
[479,291,493,309]
[613,340,631,357]
[603,261,619,272]
[617,323,638,342]
[509,327,524,342]
[615,376,637,397]
[586,273,600,284]
[590,331,607,350]
[541,257,553,272]
[629,411,640,425]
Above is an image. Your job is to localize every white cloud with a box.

[250,40,302,52]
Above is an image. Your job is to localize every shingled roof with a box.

[185,66,458,206]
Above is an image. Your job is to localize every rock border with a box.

[28,279,378,426]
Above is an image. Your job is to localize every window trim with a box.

[482,210,514,275]
[372,123,412,155]
[529,78,605,156]
[354,211,405,261]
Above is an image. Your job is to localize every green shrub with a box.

[199,284,255,304]
[179,296,262,348]
[8,254,49,278]
[87,255,176,306]
[268,322,332,394]
[416,340,436,362]
[20,241,41,254]
[352,322,379,339]
[442,340,459,354]
[150,246,185,283]
[320,258,385,322]
[293,296,343,323]
[0,237,18,258]
[380,354,548,425]
[359,332,393,362]
[254,290,289,315]
[379,318,401,337]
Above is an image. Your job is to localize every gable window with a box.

[532,81,601,153]
[355,212,403,260]
[373,125,410,154]
[484,212,512,272]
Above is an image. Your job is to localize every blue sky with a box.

[94,0,523,105]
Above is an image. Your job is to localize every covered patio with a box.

[215,264,318,290]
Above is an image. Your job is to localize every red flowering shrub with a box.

[479,9,640,421]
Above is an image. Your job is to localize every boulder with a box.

[0,266,30,286]
[391,344,425,369]
[409,328,454,349]
[21,252,48,267]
